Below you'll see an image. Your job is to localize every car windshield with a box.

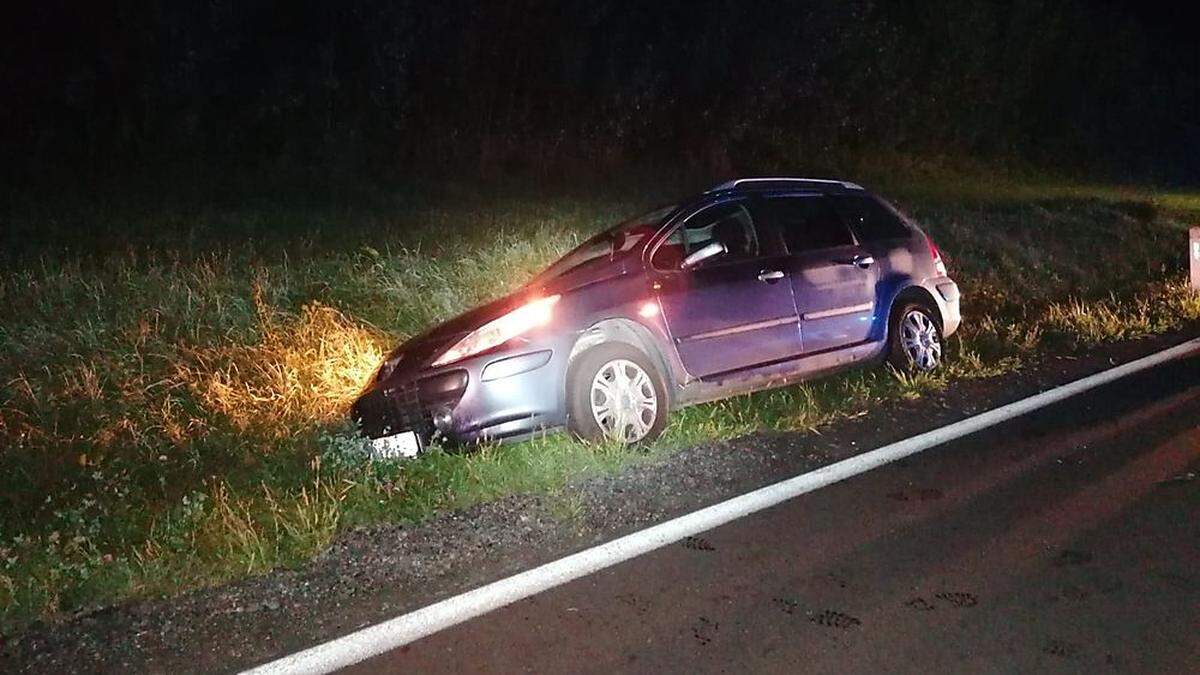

[536,204,677,282]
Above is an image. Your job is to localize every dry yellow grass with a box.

[179,302,391,434]
[1042,281,1200,346]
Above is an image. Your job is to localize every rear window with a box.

[765,195,854,253]
[833,195,910,242]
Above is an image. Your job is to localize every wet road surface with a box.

[349,354,1200,673]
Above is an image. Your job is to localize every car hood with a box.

[378,254,636,376]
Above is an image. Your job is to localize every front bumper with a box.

[351,333,574,445]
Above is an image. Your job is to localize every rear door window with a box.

[832,195,910,242]
[766,195,855,253]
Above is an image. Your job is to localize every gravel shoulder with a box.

[3,326,1198,673]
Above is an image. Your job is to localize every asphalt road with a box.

[349,353,1200,674]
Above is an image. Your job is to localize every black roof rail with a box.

[707,177,865,192]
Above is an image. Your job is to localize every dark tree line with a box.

[3,0,1197,186]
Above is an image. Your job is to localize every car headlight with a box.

[431,295,560,367]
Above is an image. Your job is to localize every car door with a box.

[766,194,878,354]
[650,197,802,379]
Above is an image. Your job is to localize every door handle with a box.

[838,255,875,269]
[757,269,785,282]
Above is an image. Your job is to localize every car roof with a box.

[662,176,873,231]
[705,177,866,194]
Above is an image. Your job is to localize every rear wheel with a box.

[887,303,944,372]
[567,342,668,444]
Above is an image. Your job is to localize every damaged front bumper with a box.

[350,334,574,449]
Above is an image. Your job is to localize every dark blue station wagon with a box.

[352,178,961,455]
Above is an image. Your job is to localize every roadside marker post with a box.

[1191,226,1200,290]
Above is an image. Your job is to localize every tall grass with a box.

[1,173,1198,631]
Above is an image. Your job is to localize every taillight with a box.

[927,235,947,276]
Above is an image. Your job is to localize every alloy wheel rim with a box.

[900,309,942,371]
[590,359,658,443]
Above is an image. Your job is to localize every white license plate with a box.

[369,431,422,459]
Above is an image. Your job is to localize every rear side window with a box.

[832,195,910,242]
[765,196,855,253]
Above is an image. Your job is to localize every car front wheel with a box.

[566,342,668,444]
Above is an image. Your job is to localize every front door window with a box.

[652,201,759,270]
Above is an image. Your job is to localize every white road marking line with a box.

[245,336,1200,675]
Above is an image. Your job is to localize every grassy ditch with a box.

[1,172,1199,631]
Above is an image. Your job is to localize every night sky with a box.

[2,0,1198,186]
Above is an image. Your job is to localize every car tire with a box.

[566,342,669,445]
[886,301,945,372]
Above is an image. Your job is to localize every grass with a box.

[1,167,1199,632]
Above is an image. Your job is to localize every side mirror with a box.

[682,241,727,269]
